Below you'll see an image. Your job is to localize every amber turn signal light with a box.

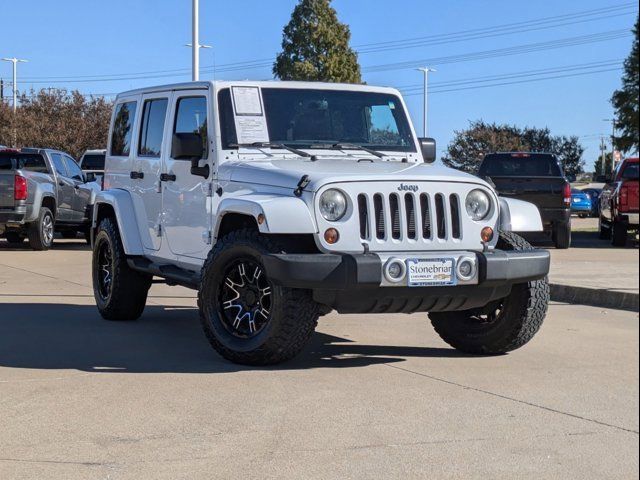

[324,228,340,244]
[481,227,494,242]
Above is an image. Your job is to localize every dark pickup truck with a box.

[478,152,572,249]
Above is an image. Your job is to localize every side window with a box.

[138,98,169,157]
[218,89,237,149]
[50,153,68,177]
[172,96,208,158]
[110,101,137,156]
[63,156,84,181]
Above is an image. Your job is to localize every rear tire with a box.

[553,221,571,249]
[611,221,627,247]
[27,207,54,251]
[92,217,151,321]
[198,229,319,365]
[429,231,549,355]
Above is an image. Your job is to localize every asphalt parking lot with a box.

[0,238,638,479]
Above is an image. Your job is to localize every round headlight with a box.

[319,189,347,221]
[465,189,492,221]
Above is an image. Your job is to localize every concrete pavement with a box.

[0,240,638,479]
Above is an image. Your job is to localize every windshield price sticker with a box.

[407,258,457,287]
[232,87,270,144]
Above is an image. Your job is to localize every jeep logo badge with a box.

[398,183,418,192]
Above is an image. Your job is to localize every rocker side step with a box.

[127,257,200,290]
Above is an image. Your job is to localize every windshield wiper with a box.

[229,142,312,158]
[331,142,386,158]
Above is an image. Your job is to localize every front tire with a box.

[198,229,319,365]
[27,207,55,251]
[92,217,151,320]
[429,232,549,355]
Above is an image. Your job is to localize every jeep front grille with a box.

[357,192,462,242]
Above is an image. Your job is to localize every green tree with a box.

[442,120,585,176]
[273,0,362,83]
[612,15,639,154]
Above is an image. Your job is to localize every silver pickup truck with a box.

[0,147,99,250]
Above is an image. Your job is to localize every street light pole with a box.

[416,67,436,137]
[185,43,213,79]
[192,0,200,81]
[1,57,28,112]
[602,118,616,165]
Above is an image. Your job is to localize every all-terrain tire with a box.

[553,221,571,249]
[198,228,320,365]
[598,217,611,240]
[92,217,152,321]
[27,207,54,251]
[429,231,549,355]
[611,221,627,247]
[5,232,24,245]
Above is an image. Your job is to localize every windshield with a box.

[81,154,105,170]
[479,153,562,177]
[220,88,416,152]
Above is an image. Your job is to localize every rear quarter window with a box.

[110,101,138,156]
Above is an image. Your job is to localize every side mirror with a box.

[85,172,96,183]
[418,137,436,163]
[171,132,204,160]
[171,133,209,179]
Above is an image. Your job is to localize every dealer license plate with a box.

[407,258,457,287]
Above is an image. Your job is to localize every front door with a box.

[131,94,170,251]
[162,91,211,258]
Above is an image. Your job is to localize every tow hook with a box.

[294,175,311,197]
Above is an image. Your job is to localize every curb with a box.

[550,284,639,312]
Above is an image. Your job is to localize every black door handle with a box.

[130,171,144,180]
[160,173,177,182]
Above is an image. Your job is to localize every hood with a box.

[220,157,490,191]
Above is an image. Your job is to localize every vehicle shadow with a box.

[0,303,467,374]
[526,230,639,249]
[0,239,90,251]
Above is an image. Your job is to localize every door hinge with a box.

[156,224,162,237]
[202,230,212,245]
[207,183,214,197]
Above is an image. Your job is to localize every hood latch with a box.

[294,175,311,197]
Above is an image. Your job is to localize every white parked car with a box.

[78,149,106,184]
[91,81,550,365]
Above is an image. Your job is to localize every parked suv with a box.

[0,147,99,249]
[91,81,550,365]
[478,152,572,249]
[78,149,106,184]
[599,157,639,246]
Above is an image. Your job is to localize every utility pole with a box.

[185,43,213,79]
[1,57,28,112]
[416,67,436,137]
[191,0,200,81]
[600,137,607,176]
[602,118,616,166]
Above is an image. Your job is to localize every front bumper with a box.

[262,249,550,313]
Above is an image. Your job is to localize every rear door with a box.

[131,93,170,251]
[49,152,74,222]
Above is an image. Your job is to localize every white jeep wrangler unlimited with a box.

[91,81,550,365]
